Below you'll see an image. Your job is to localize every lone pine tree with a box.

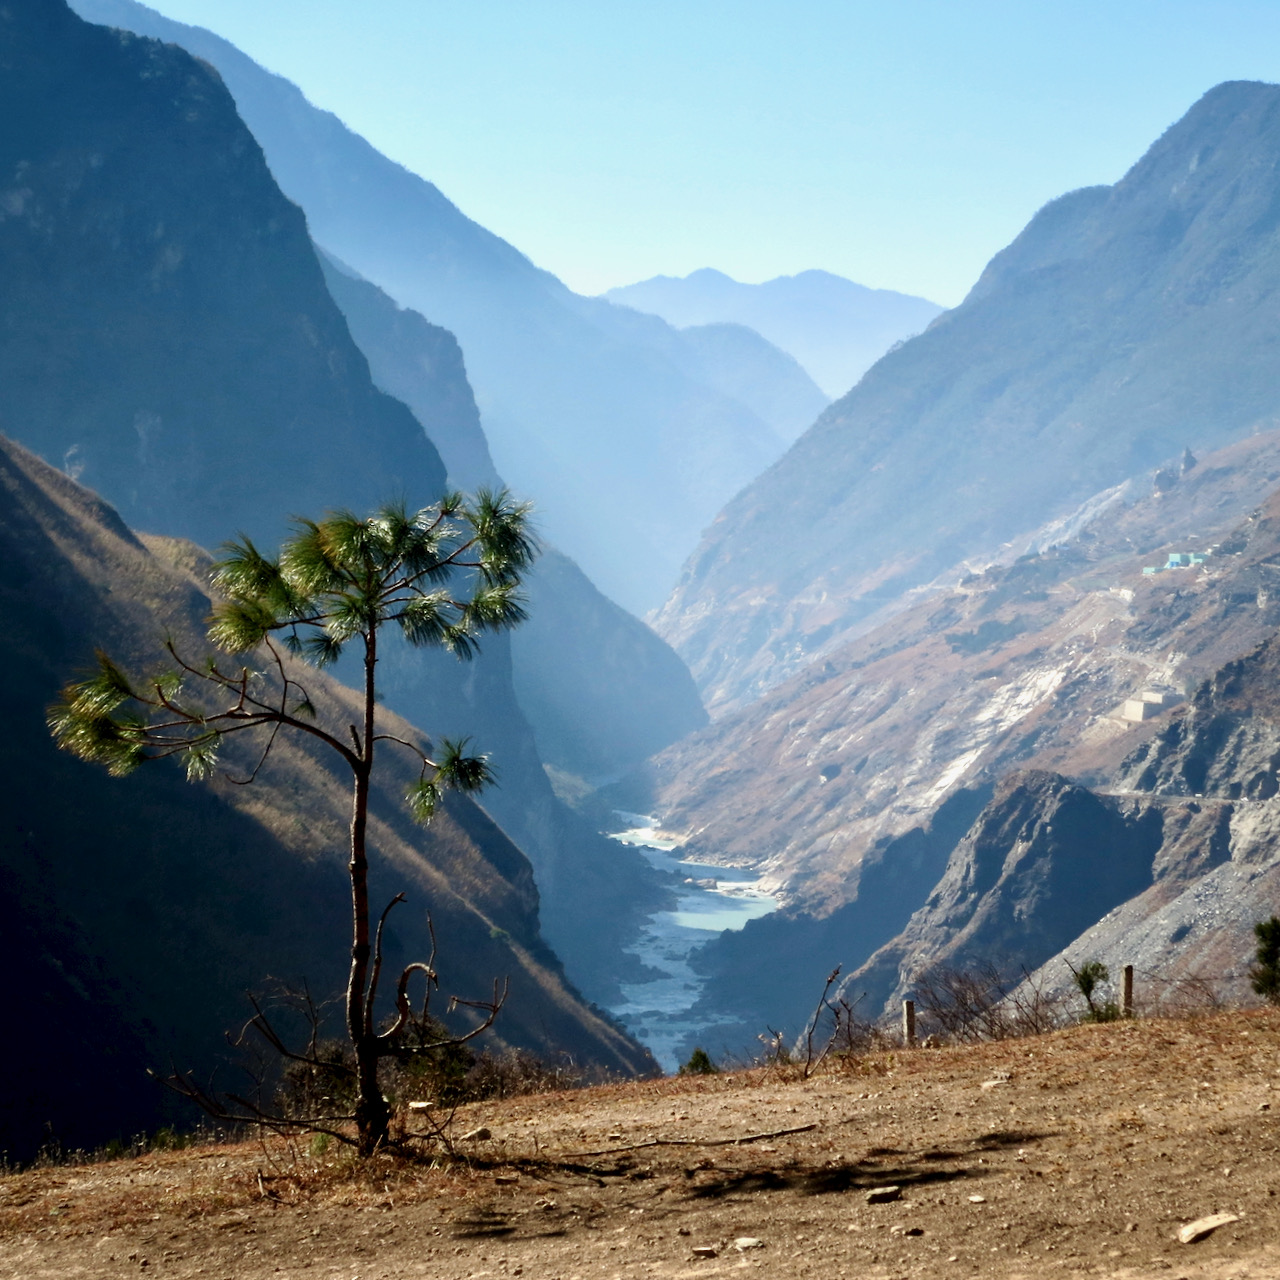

[50,492,535,1155]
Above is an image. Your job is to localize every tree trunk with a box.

[348,627,388,1157]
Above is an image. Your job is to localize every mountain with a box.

[317,254,708,783]
[654,82,1280,712]
[605,268,945,400]
[316,251,500,494]
[0,0,445,552]
[0,0,680,1011]
[658,322,829,445]
[70,0,810,614]
[845,618,1280,1022]
[643,434,1280,1054]
[0,434,652,1163]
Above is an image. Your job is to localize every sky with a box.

[136,1,1280,306]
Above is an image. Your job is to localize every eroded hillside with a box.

[642,434,1280,1048]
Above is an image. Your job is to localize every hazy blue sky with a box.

[139,0,1280,305]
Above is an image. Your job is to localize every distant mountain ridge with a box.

[655,81,1280,711]
[70,0,818,614]
[605,268,944,399]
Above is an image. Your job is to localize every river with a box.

[604,815,778,1071]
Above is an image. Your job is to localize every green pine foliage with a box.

[1250,916,1280,1004]
[1069,959,1120,1023]
[679,1047,719,1076]
[49,493,534,816]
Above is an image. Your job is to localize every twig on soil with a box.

[568,1122,817,1158]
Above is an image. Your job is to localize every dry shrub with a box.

[460,1049,591,1100]
[1132,967,1232,1018]
[913,961,1069,1043]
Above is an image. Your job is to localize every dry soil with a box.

[4,1009,1280,1279]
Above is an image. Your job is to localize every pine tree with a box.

[50,492,535,1155]
[1250,916,1280,1005]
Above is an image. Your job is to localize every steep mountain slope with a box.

[317,252,500,494]
[842,771,1165,1017]
[0,435,652,1162]
[0,0,695,1012]
[606,268,944,399]
[70,0,806,614]
[658,322,828,444]
[655,82,1280,710]
[646,437,1280,1051]
[317,254,708,782]
[511,551,709,781]
[845,626,1280,1021]
[0,0,445,552]
[652,433,1280,902]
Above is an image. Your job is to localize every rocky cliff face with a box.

[0,0,445,550]
[1118,636,1280,799]
[654,82,1280,710]
[1012,631,1280,1012]
[850,631,1280,1023]
[0,436,652,1162]
[841,771,1163,1015]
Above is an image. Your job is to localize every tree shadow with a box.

[685,1128,1055,1201]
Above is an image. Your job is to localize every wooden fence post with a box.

[1122,965,1134,1018]
[902,999,916,1047]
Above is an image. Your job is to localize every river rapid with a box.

[604,815,777,1071]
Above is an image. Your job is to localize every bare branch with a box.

[801,965,842,1079]
[224,716,283,786]
[159,638,360,767]
[377,960,439,1046]
[366,893,407,1036]
[436,977,509,1049]
[231,994,355,1076]
[371,734,432,765]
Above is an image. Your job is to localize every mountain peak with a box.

[685,266,736,283]
[606,268,943,398]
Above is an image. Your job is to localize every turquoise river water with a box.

[604,816,777,1071]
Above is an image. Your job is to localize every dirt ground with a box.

[4,1009,1280,1280]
